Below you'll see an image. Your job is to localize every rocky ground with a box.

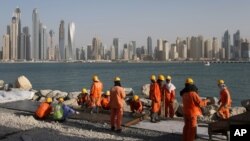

[0,107,188,141]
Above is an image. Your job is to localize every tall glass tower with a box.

[67,22,75,60]
[32,8,39,60]
[147,36,153,57]
[59,20,65,60]
[223,30,231,60]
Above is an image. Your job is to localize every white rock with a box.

[173,99,179,113]
[241,99,250,111]
[206,97,219,105]
[47,90,61,98]
[124,88,134,96]
[55,92,68,99]
[32,95,40,101]
[230,107,246,116]
[63,99,77,106]
[176,104,183,117]
[141,84,150,97]
[40,89,52,97]
[202,105,219,116]
[140,98,152,107]
[15,75,32,90]
[38,97,46,102]
[68,91,81,99]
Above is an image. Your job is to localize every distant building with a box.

[212,37,220,59]
[67,22,75,60]
[10,16,18,60]
[14,7,22,60]
[204,39,212,59]
[47,30,55,60]
[222,30,231,60]
[92,37,102,60]
[2,34,10,61]
[190,36,204,60]
[59,20,65,60]
[110,45,115,60]
[147,36,153,57]
[32,8,39,60]
[87,45,92,60]
[39,23,47,60]
[123,44,129,60]
[113,38,119,59]
[233,30,241,59]
[23,27,31,60]
[241,39,250,59]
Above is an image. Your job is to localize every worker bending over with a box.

[101,90,111,110]
[130,95,143,114]
[35,97,53,119]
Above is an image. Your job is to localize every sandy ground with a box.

[0,108,185,141]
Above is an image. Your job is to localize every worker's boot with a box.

[150,113,156,123]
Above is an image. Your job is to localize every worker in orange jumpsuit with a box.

[157,74,165,117]
[77,88,90,108]
[90,75,103,114]
[149,75,161,123]
[35,97,53,119]
[180,78,210,141]
[101,90,111,110]
[163,75,176,118]
[217,80,232,119]
[110,77,126,133]
[130,95,143,113]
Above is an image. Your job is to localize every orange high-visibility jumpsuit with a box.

[150,82,161,113]
[90,81,103,107]
[110,86,126,130]
[35,102,52,119]
[218,88,232,119]
[182,91,208,141]
[101,97,110,110]
[77,94,89,105]
[130,100,143,113]
[164,85,175,118]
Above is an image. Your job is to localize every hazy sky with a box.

[1,0,250,48]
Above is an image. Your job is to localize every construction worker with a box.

[90,75,103,114]
[130,95,143,114]
[101,90,111,110]
[180,78,210,141]
[35,97,53,119]
[157,74,165,118]
[163,75,176,118]
[77,88,90,108]
[53,98,79,122]
[149,75,161,123]
[110,77,126,133]
[217,80,232,119]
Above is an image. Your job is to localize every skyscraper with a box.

[10,16,18,60]
[113,38,119,60]
[32,8,39,60]
[233,30,241,59]
[39,23,47,60]
[212,37,220,59]
[48,30,55,60]
[59,20,65,60]
[14,7,22,59]
[23,27,31,60]
[92,37,102,60]
[67,22,75,60]
[2,34,10,61]
[147,36,153,57]
[222,30,231,60]
[204,39,212,59]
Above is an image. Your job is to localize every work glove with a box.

[75,111,80,115]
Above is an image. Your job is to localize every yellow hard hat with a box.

[114,76,121,82]
[58,97,64,102]
[218,80,225,85]
[106,90,110,96]
[133,95,139,101]
[46,97,52,103]
[158,74,165,81]
[93,75,99,82]
[82,88,87,94]
[185,78,194,84]
[150,75,156,81]
[166,75,172,80]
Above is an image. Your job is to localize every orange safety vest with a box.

[150,82,161,113]
[110,86,126,109]
[35,102,52,118]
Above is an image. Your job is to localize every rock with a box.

[55,92,68,99]
[241,99,250,111]
[201,104,219,116]
[68,91,81,99]
[40,89,52,97]
[141,84,150,97]
[32,95,40,101]
[173,99,179,113]
[140,98,152,107]
[38,97,46,102]
[15,75,32,90]
[0,80,4,90]
[176,104,183,117]
[124,88,134,96]
[206,97,219,105]
[230,107,246,116]
[123,100,131,112]
[47,90,62,98]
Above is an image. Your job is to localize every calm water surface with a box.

[0,63,249,106]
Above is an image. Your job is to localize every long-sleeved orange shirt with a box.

[182,91,207,117]
[90,81,103,99]
[130,100,143,113]
[110,86,126,109]
[164,85,175,102]
[219,88,232,107]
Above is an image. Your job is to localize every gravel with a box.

[0,108,183,141]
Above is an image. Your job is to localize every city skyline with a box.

[1,0,250,47]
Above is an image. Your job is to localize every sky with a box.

[1,0,250,49]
